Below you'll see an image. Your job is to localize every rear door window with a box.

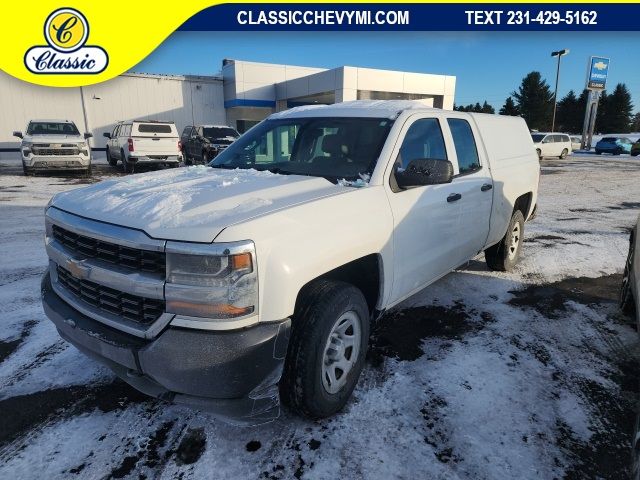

[447,118,480,174]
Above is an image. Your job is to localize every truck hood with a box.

[50,166,350,242]
[24,134,84,144]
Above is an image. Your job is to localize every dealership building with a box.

[0,59,455,152]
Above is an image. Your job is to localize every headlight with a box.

[165,240,258,327]
[78,142,87,149]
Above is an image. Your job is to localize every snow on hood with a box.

[24,134,84,143]
[50,166,347,242]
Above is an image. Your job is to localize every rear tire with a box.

[280,280,370,419]
[485,210,525,272]
[559,148,568,159]
[106,148,117,166]
[620,233,636,317]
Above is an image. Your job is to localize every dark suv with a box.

[180,125,240,164]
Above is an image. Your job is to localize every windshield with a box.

[27,122,79,136]
[531,134,545,143]
[203,127,239,139]
[210,117,393,182]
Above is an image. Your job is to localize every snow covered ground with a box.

[0,153,639,479]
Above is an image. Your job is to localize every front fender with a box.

[214,186,394,323]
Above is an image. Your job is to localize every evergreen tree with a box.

[481,101,495,114]
[556,90,583,133]
[512,72,554,131]
[595,90,609,133]
[631,112,640,132]
[599,83,634,133]
[499,97,520,116]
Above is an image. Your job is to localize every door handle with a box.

[447,193,462,203]
[481,183,493,192]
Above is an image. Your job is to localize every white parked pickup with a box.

[42,100,540,424]
[104,120,182,173]
[14,119,93,176]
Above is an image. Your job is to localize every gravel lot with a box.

[0,152,639,479]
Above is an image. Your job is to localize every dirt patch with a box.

[559,364,639,480]
[609,202,640,211]
[0,379,149,448]
[508,274,622,319]
[0,319,37,363]
[368,302,491,365]
[175,427,206,465]
[568,208,603,213]
[246,440,262,452]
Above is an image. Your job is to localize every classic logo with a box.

[24,8,108,74]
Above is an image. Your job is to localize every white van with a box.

[104,120,182,173]
[531,132,572,159]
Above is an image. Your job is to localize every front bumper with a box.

[24,155,90,170]
[41,272,290,425]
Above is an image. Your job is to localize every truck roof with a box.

[269,100,443,120]
[29,119,75,123]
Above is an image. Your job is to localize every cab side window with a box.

[396,118,447,170]
[447,119,480,174]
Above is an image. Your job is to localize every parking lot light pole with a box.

[550,49,570,132]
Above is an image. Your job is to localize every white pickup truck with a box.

[103,120,182,173]
[14,119,93,176]
[41,100,539,424]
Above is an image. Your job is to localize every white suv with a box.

[104,120,182,173]
[531,132,572,159]
[14,119,92,176]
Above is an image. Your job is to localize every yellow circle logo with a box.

[44,8,89,52]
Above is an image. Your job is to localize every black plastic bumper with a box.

[41,273,291,425]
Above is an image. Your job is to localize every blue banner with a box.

[179,4,640,31]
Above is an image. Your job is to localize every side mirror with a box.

[103,132,111,139]
[395,159,454,189]
[13,131,22,139]
[84,132,93,139]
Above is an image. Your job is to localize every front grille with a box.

[32,147,80,156]
[56,266,164,324]
[52,224,165,274]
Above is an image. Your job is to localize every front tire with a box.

[106,148,117,166]
[536,149,542,160]
[485,210,526,272]
[620,233,636,317]
[280,280,370,419]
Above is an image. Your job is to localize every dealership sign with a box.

[586,56,610,90]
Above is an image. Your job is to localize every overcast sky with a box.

[134,31,640,111]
